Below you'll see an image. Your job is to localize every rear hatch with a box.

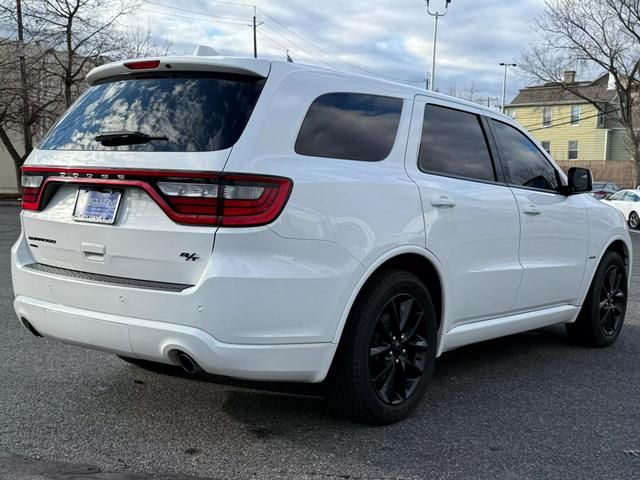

[20,61,268,286]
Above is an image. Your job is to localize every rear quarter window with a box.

[40,72,265,152]
[295,92,403,161]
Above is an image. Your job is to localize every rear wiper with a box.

[94,130,169,147]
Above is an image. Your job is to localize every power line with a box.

[517,105,596,130]
[519,105,619,130]
[139,8,249,27]
[260,24,340,70]
[143,1,423,84]
[257,30,338,70]
[526,107,619,132]
[145,1,250,23]
[184,0,254,8]
[256,29,288,51]
[257,7,424,83]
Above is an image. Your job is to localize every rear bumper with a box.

[14,295,336,382]
[12,223,364,383]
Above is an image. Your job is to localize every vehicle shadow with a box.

[218,324,584,426]
[92,322,639,478]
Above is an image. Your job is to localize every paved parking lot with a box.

[1,204,640,479]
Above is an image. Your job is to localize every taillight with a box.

[157,175,292,227]
[219,175,292,226]
[19,166,293,227]
[21,174,44,211]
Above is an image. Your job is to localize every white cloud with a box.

[122,0,546,102]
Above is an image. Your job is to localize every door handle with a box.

[523,205,542,216]
[430,195,456,208]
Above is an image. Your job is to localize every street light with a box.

[500,62,517,113]
[425,0,452,91]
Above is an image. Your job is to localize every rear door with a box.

[405,97,523,328]
[489,118,589,310]
[21,71,266,285]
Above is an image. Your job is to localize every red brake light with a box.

[157,175,292,226]
[19,167,293,227]
[21,187,41,211]
[124,60,160,70]
[220,175,292,227]
[21,173,44,210]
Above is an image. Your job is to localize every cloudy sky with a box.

[123,0,547,105]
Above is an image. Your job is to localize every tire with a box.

[629,211,639,230]
[329,270,437,425]
[566,251,627,347]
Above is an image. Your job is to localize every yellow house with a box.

[506,71,634,164]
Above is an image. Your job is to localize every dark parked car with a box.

[591,182,620,199]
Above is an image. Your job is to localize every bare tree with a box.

[32,0,141,107]
[520,0,640,182]
[446,83,480,103]
[0,0,144,188]
[116,22,173,59]
[0,0,55,185]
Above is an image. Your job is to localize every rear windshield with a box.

[40,72,265,152]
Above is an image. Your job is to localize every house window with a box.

[543,106,552,127]
[506,108,516,119]
[541,141,551,154]
[570,105,580,125]
[568,140,579,160]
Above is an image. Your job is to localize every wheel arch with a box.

[578,236,632,307]
[331,246,446,346]
[605,238,631,276]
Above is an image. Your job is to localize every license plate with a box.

[73,188,122,224]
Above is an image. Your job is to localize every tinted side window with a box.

[492,120,559,191]
[295,93,402,161]
[418,105,496,182]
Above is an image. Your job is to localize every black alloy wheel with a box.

[369,294,428,405]
[598,264,626,337]
[329,270,437,424]
[567,251,627,347]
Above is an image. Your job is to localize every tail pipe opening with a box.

[21,317,43,338]
[175,351,203,375]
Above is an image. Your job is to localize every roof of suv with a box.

[85,55,505,119]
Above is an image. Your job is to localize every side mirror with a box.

[567,167,592,194]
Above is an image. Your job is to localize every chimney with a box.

[563,71,576,84]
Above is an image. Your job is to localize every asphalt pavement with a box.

[1,205,640,479]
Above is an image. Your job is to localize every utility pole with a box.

[252,6,263,58]
[500,63,516,113]
[253,7,257,58]
[425,0,452,91]
[482,97,498,108]
[16,0,32,162]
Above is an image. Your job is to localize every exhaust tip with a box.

[21,317,43,338]
[175,351,203,375]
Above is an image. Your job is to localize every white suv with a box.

[12,55,632,424]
